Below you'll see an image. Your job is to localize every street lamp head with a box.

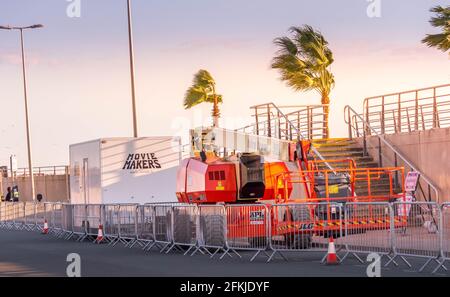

[30,24,44,29]
[0,24,44,30]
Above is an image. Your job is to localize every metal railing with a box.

[2,201,449,273]
[236,103,328,140]
[12,166,69,177]
[355,84,450,135]
[345,105,440,203]
[236,103,333,171]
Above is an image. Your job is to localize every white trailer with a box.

[69,137,182,204]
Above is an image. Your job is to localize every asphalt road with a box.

[0,230,447,277]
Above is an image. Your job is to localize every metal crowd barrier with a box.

[194,204,227,258]
[223,204,270,262]
[135,205,155,249]
[387,202,442,272]
[50,203,65,237]
[433,203,450,273]
[340,202,395,264]
[85,204,106,242]
[0,203,5,228]
[35,203,46,232]
[24,202,37,231]
[70,204,88,241]
[146,204,174,252]
[116,204,139,247]
[104,204,120,244]
[269,202,344,263]
[166,204,198,255]
[1,201,450,273]
[12,202,24,230]
[62,204,73,239]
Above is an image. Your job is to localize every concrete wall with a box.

[356,127,450,202]
[0,174,70,202]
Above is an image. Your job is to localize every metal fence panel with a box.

[166,205,198,255]
[441,203,450,260]
[61,204,73,239]
[71,204,87,241]
[116,204,138,247]
[35,202,46,232]
[13,202,25,230]
[85,204,105,240]
[6,203,15,229]
[195,204,227,258]
[1,203,15,229]
[11,203,21,230]
[23,202,36,231]
[146,204,174,252]
[432,203,450,273]
[389,202,441,271]
[44,203,54,233]
[51,203,64,237]
[104,204,120,244]
[269,202,343,262]
[340,202,395,264]
[0,203,4,228]
[224,204,270,262]
[135,205,155,249]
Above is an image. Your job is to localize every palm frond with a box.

[422,33,450,52]
[193,69,215,89]
[422,5,450,54]
[429,6,450,28]
[273,36,298,55]
[184,86,207,109]
[183,69,223,110]
[272,25,334,95]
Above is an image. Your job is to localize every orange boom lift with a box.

[176,134,407,246]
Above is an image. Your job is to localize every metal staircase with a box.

[310,138,397,197]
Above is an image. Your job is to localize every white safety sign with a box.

[405,171,420,192]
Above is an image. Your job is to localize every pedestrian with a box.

[5,187,12,202]
[12,185,19,202]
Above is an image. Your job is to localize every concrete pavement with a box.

[0,230,447,277]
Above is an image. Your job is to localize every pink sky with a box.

[0,0,449,167]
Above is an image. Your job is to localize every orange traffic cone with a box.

[42,220,49,235]
[95,224,104,244]
[326,237,339,265]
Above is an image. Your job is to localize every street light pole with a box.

[127,0,138,138]
[19,28,36,201]
[0,24,43,201]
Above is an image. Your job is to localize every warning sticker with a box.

[216,181,225,191]
[329,185,339,194]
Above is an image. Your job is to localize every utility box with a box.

[69,137,182,204]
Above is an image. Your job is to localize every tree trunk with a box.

[321,95,330,139]
[212,94,220,127]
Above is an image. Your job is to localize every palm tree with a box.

[422,5,450,55]
[271,25,335,138]
[184,69,222,127]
